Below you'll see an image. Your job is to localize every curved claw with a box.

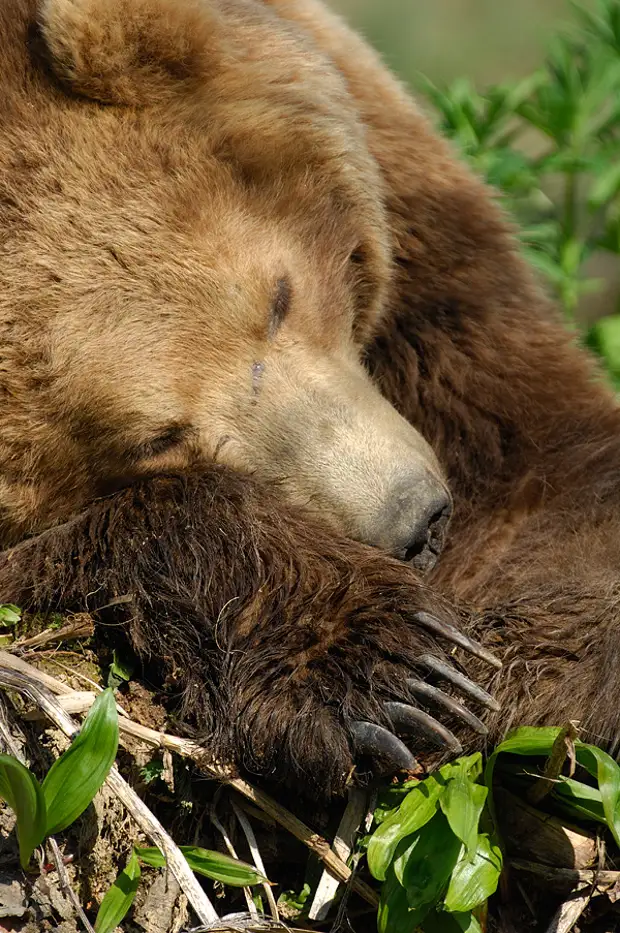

[384,701,462,753]
[350,720,418,771]
[415,612,502,670]
[406,677,488,736]
[418,655,501,712]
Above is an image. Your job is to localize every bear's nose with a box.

[370,476,452,572]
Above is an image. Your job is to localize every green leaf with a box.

[378,866,432,933]
[422,908,482,933]
[439,759,487,857]
[481,147,537,197]
[523,250,568,287]
[94,850,141,933]
[395,811,463,911]
[42,688,119,835]
[588,161,620,210]
[367,774,446,881]
[0,604,21,625]
[108,648,135,687]
[574,744,620,847]
[277,883,311,915]
[484,725,562,793]
[0,754,46,869]
[587,314,620,379]
[553,776,607,825]
[484,726,562,833]
[438,754,483,783]
[372,780,420,825]
[139,759,164,786]
[484,728,620,847]
[561,238,585,276]
[444,834,502,912]
[136,846,267,886]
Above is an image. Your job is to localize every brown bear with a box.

[1,0,620,797]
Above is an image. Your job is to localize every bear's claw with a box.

[417,655,500,711]
[406,677,488,735]
[415,611,502,669]
[384,701,463,753]
[350,720,418,771]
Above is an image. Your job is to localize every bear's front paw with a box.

[349,612,500,767]
[225,600,501,796]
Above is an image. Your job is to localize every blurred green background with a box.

[329,0,620,330]
[329,0,589,85]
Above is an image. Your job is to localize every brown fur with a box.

[1,0,449,554]
[1,0,620,794]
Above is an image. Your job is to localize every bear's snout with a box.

[369,473,452,571]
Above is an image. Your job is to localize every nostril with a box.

[428,501,452,545]
[403,498,452,569]
[403,534,428,566]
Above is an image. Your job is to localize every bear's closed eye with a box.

[268,277,291,339]
[135,423,190,460]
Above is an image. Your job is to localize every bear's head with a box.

[0,0,450,567]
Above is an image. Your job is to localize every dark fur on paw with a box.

[0,469,499,797]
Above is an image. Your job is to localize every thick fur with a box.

[0,470,463,795]
[2,0,620,795]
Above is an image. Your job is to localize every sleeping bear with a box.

[1,0,620,797]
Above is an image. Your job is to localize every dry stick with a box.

[0,652,378,908]
[0,692,24,759]
[513,860,598,933]
[308,788,368,922]
[230,798,279,922]
[510,859,620,888]
[226,779,379,908]
[15,616,94,650]
[48,837,97,933]
[527,722,579,806]
[0,649,73,694]
[210,796,259,921]
[544,893,592,933]
[0,665,219,927]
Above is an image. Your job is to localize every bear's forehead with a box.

[0,0,392,448]
[0,76,373,328]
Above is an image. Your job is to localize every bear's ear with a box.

[39,0,223,105]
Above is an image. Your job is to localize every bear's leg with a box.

[0,467,500,796]
[443,505,620,753]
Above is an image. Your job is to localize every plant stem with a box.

[562,168,579,320]
[564,169,578,243]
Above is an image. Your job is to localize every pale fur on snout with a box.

[227,348,452,559]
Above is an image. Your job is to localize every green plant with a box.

[368,727,620,932]
[0,604,21,625]
[0,604,21,647]
[94,845,269,933]
[0,688,118,868]
[107,647,135,688]
[419,0,620,384]
[0,685,268,932]
[367,754,499,933]
[485,725,620,845]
